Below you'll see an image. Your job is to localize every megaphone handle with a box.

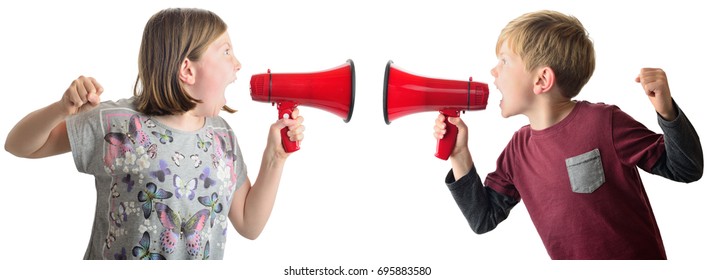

[277,102,300,153]
[436,109,460,160]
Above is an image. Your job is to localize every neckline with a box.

[529,101,583,138]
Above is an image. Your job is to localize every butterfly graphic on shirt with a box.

[198,192,223,227]
[212,133,237,184]
[173,174,197,201]
[190,154,202,168]
[144,118,157,128]
[110,202,128,227]
[137,182,173,219]
[114,247,128,260]
[150,160,172,182]
[196,134,212,152]
[155,202,209,257]
[133,231,166,260]
[172,152,185,167]
[105,232,116,249]
[152,129,174,144]
[110,183,120,198]
[104,114,158,167]
[121,174,135,192]
[199,167,217,189]
[202,241,210,260]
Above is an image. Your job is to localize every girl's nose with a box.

[234,58,242,72]
[490,66,497,78]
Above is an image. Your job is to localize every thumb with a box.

[448,116,467,131]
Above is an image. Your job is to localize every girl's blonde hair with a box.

[496,10,595,98]
[133,8,235,115]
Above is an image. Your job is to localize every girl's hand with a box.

[635,68,675,121]
[267,108,305,160]
[60,76,103,116]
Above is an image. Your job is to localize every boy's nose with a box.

[490,66,497,78]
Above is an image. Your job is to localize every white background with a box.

[0,0,711,279]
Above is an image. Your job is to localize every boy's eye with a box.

[224,49,231,55]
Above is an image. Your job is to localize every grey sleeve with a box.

[649,101,704,182]
[446,166,519,234]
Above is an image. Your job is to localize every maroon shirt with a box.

[484,101,666,259]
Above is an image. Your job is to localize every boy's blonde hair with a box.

[496,10,595,98]
[134,8,235,115]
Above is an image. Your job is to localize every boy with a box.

[434,10,703,259]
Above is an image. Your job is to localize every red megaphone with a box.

[383,60,489,160]
[250,59,356,153]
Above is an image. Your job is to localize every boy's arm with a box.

[636,68,703,182]
[5,76,102,158]
[446,166,518,234]
[436,115,518,234]
[649,102,703,182]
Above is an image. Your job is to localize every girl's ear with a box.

[532,66,555,95]
[178,58,196,85]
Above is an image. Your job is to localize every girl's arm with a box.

[5,76,103,158]
[228,110,305,240]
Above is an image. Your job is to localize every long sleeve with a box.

[446,166,519,234]
[649,102,704,182]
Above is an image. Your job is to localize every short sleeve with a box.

[611,106,665,171]
[66,107,105,175]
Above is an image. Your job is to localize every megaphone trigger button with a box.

[283,113,290,119]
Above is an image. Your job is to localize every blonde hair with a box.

[133,8,235,115]
[496,10,595,98]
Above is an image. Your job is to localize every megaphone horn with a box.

[250,59,356,153]
[383,60,489,160]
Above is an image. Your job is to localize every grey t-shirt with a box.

[67,98,247,260]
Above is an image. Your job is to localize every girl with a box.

[4,8,304,260]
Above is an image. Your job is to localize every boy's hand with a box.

[434,114,469,160]
[60,76,103,116]
[435,114,473,179]
[635,68,675,121]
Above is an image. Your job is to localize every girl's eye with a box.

[224,49,231,55]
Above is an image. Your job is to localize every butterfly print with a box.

[196,134,212,152]
[137,182,173,219]
[152,129,174,144]
[173,174,197,201]
[198,192,223,227]
[114,247,127,260]
[132,231,166,260]
[144,118,157,128]
[110,202,128,227]
[190,154,202,168]
[105,232,116,249]
[199,167,216,189]
[150,160,172,182]
[155,203,209,257]
[121,174,135,192]
[172,152,185,167]
[110,183,120,198]
[202,241,210,260]
[104,114,155,166]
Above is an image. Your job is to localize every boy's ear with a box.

[533,66,555,95]
[178,58,196,85]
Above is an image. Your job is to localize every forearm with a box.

[450,148,474,181]
[650,102,704,182]
[240,148,287,239]
[446,166,517,234]
[5,101,69,158]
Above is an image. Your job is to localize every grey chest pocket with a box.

[565,149,605,194]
